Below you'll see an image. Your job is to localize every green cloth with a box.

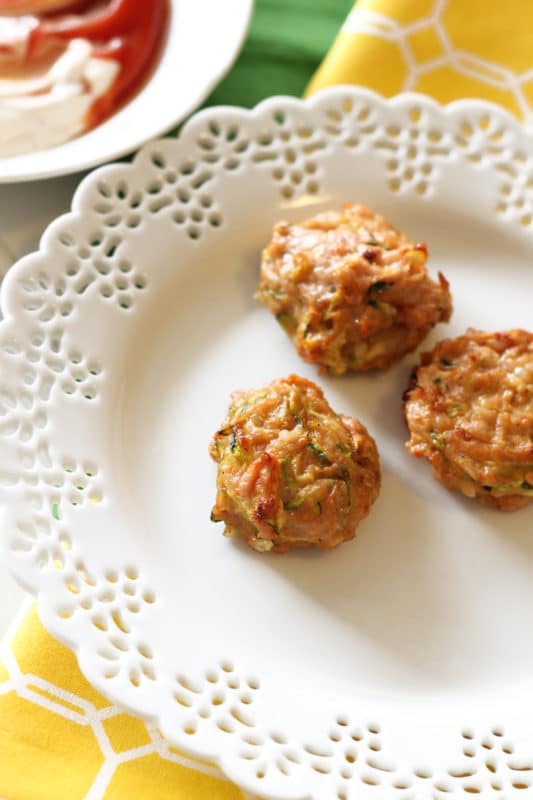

[204,0,353,108]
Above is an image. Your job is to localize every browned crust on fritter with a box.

[257,203,452,375]
[209,374,381,552]
[404,329,533,510]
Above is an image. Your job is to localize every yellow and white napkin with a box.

[308,0,533,120]
[0,602,246,799]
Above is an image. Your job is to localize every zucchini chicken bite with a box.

[257,203,452,375]
[209,374,380,552]
[404,329,533,510]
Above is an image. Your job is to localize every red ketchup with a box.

[1,0,170,133]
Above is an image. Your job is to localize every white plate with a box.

[1,87,533,799]
[0,0,253,183]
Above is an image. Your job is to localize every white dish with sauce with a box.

[0,0,253,183]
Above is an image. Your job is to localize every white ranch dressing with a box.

[0,16,119,157]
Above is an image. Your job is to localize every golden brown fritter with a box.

[404,329,533,510]
[209,374,380,552]
[257,203,452,375]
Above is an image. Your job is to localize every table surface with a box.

[0,173,86,637]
